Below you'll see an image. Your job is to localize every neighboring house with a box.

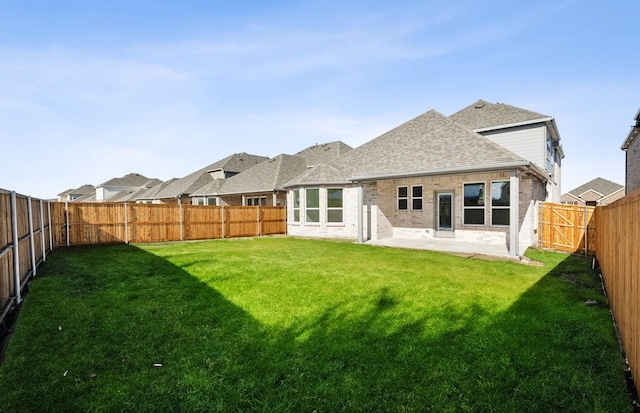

[135,179,179,204]
[621,107,640,194]
[561,178,625,206]
[214,154,309,206]
[57,184,95,202]
[95,173,162,202]
[285,101,563,258]
[449,99,564,202]
[151,153,268,204]
[72,192,97,202]
[191,141,352,206]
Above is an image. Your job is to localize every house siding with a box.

[480,124,560,202]
[626,135,640,194]
[479,124,546,171]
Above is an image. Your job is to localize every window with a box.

[491,181,510,226]
[463,183,485,225]
[546,135,555,174]
[260,197,267,206]
[306,188,320,223]
[207,197,217,206]
[193,197,205,205]
[292,190,300,222]
[327,188,343,223]
[412,186,423,210]
[247,198,253,206]
[398,186,408,210]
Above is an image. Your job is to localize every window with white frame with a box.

[207,197,217,206]
[398,186,408,210]
[491,181,510,226]
[292,190,300,222]
[327,188,343,223]
[412,185,423,210]
[463,183,485,225]
[305,188,320,223]
[193,197,205,205]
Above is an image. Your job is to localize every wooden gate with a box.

[538,203,596,255]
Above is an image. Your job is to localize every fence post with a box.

[583,204,588,256]
[47,201,53,251]
[27,197,36,277]
[221,206,225,239]
[124,203,129,244]
[257,206,261,236]
[40,199,46,262]
[10,191,21,304]
[179,203,184,241]
[65,201,70,247]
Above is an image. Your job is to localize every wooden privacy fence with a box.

[0,189,53,324]
[595,190,640,398]
[50,202,287,246]
[537,202,596,255]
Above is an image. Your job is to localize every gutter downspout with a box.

[357,182,363,244]
[509,170,520,257]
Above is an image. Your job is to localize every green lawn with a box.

[0,238,633,412]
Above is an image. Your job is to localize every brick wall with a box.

[627,136,640,194]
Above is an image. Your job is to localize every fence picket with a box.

[595,190,640,398]
[537,202,596,255]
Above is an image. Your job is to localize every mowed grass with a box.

[0,237,632,412]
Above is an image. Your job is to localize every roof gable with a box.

[449,99,551,131]
[337,109,524,180]
[98,173,156,188]
[295,141,353,167]
[284,163,350,187]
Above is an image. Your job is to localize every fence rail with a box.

[51,202,287,247]
[595,190,640,398]
[0,189,53,324]
[537,202,596,255]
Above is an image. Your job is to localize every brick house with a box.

[284,100,563,258]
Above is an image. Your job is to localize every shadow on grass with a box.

[0,245,633,412]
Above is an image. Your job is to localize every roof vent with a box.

[474,102,485,109]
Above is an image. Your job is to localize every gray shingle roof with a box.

[566,177,624,198]
[337,109,525,180]
[72,192,96,202]
[190,179,226,196]
[284,163,350,187]
[217,154,308,195]
[294,141,353,167]
[57,188,75,196]
[449,99,551,131]
[97,173,157,188]
[154,152,268,199]
[108,189,142,202]
[71,184,95,195]
[134,178,178,200]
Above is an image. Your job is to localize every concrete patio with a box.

[365,237,515,260]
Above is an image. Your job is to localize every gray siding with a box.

[480,124,547,171]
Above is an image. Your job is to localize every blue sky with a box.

[1,1,638,199]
